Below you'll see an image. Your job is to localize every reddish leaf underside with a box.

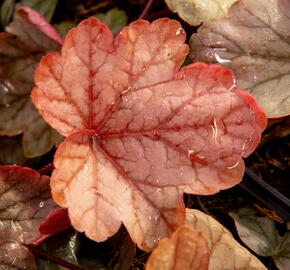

[39,208,71,235]
[32,18,267,250]
[0,166,56,269]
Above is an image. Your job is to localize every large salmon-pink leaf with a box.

[190,0,290,118]
[146,225,209,270]
[0,165,57,269]
[32,18,267,250]
[0,6,63,158]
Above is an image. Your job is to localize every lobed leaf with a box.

[186,209,267,270]
[32,18,267,250]
[165,0,238,26]
[190,0,290,118]
[231,208,290,270]
[0,165,57,269]
[0,6,63,158]
[146,225,209,270]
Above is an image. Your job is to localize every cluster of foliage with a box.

[0,0,289,269]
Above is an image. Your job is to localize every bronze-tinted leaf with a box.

[0,6,63,158]
[0,165,56,269]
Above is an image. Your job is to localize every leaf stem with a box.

[25,244,86,270]
[139,0,154,20]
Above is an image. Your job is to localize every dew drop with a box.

[165,91,173,96]
[188,151,207,165]
[122,86,132,96]
[153,236,161,244]
[227,159,241,170]
[214,52,231,64]
[39,201,45,208]
[188,149,194,157]
[211,117,218,142]
[176,28,183,36]
[149,131,161,141]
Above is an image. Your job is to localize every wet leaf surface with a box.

[32,17,266,250]
[0,165,56,269]
[190,0,290,118]
[37,230,80,270]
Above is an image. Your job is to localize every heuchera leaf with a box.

[230,208,290,270]
[36,230,79,270]
[94,8,128,35]
[0,0,15,27]
[0,165,57,269]
[39,208,71,235]
[146,225,209,270]
[185,209,267,270]
[0,6,63,158]
[0,136,26,165]
[16,0,59,22]
[165,0,238,26]
[190,0,290,118]
[32,18,267,250]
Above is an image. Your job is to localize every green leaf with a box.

[0,0,15,27]
[77,227,135,270]
[275,234,290,270]
[230,208,281,256]
[54,21,76,37]
[230,208,290,270]
[16,0,58,21]
[37,230,80,270]
[94,8,127,35]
